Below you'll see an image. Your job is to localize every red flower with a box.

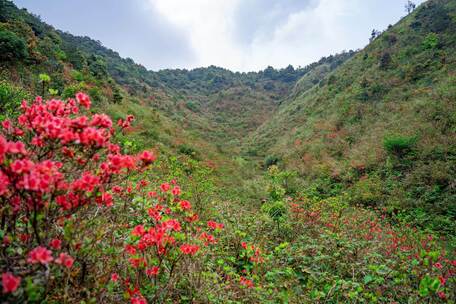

[125,244,137,255]
[139,150,156,165]
[240,276,254,288]
[76,92,91,109]
[146,266,159,276]
[438,292,446,300]
[180,244,199,255]
[131,296,147,304]
[111,273,119,282]
[160,183,170,192]
[207,220,224,230]
[131,225,145,237]
[1,272,21,294]
[434,262,443,269]
[55,252,74,268]
[180,200,191,210]
[171,186,181,196]
[49,238,62,250]
[27,246,53,264]
[162,219,181,232]
[1,120,11,130]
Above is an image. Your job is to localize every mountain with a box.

[247,0,456,235]
[1,0,455,302]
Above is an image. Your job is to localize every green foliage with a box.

[261,200,287,222]
[383,134,417,157]
[0,28,28,61]
[422,32,439,49]
[178,144,198,158]
[0,81,29,119]
[411,1,451,33]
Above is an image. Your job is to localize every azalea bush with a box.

[0,94,229,303]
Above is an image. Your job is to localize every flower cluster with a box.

[0,94,156,299]
[115,179,224,303]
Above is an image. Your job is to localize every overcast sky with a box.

[13,0,426,72]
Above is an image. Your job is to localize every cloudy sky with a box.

[14,0,426,72]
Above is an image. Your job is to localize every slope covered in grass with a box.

[247,0,456,239]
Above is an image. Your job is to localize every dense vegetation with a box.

[248,0,456,241]
[0,0,455,302]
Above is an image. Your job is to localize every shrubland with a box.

[0,0,455,302]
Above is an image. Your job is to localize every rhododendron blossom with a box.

[111,273,119,282]
[2,272,21,294]
[180,200,191,210]
[49,238,62,250]
[146,266,159,276]
[160,183,170,192]
[171,186,181,196]
[27,246,53,264]
[55,252,74,268]
[180,244,200,255]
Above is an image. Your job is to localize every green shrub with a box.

[62,82,87,99]
[0,29,28,61]
[383,135,417,157]
[422,33,439,49]
[0,81,30,119]
[178,144,198,158]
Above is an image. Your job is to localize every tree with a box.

[38,73,51,96]
[0,29,28,62]
[405,1,416,14]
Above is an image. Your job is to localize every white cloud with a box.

[153,0,243,70]
[149,0,426,71]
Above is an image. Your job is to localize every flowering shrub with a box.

[0,94,226,302]
[111,179,225,302]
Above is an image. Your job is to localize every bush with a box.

[0,93,225,303]
[0,81,30,118]
[178,144,198,158]
[383,135,417,157]
[0,29,28,62]
[264,155,280,168]
[422,33,439,49]
[411,2,451,33]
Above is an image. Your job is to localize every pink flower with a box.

[111,273,119,282]
[131,296,147,304]
[2,272,21,294]
[55,252,74,268]
[171,186,181,196]
[76,92,91,109]
[1,120,11,130]
[434,262,443,269]
[27,246,53,264]
[162,219,181,232]
[438,292,446,300]
[49,238,62,250]
[139,150,156,165]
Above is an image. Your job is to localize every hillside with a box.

[247,0,456,237]
[0,0,455,303]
